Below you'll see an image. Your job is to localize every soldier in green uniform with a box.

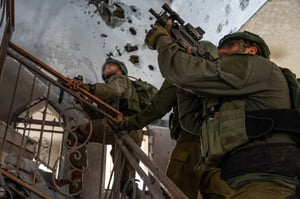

[114,41,232,199]
[70,58,143,195]
[144,27,300,198]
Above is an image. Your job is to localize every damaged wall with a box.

[11,0,267,88]
[172,0,267,44]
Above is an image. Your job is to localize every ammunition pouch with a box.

[199,100,248,170]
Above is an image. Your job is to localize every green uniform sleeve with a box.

[127,79,177,130]
[93,75,131,100]
[156,36,278,97]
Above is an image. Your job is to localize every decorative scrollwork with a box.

[59,107,93,150]
[51,107,93,197]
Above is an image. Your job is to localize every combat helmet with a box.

[218,31,270,59]
[102,58,128,80]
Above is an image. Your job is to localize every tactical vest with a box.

[198,98,249,170]
[199,67,300,171]
[107,77,158,116]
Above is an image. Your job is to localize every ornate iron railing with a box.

[0,39,188,198]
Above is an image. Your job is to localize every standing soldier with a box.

[113,41,232,199]
[145,26,300,199]
[69,58,143,197]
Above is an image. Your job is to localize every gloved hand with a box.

[145,25,170,50]
[81,84,91,91]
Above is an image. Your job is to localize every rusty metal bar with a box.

[33,82,51,186]
[8,42,123,122]
[115,138,165,199]
[16,118,62,127]
[122,133,188,199]
[0,168,51,199]
[9,0,15,30]
[0,0,14,76]
[7,47,121,123]
[47,120,55,167]
[111,143,125,199]
[0,62,21,161]
[15,122,27,176]
[16,127,63,134]
[0,24,189,198]
[0,23,11,76]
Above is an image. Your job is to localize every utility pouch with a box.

[200,100,249,170]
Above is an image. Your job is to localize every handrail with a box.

[6,41,188,199]
[0,2,189,195]
[8,42,123,123]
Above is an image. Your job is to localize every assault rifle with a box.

[149,3,213,60]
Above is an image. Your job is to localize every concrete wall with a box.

[240,0,300,76]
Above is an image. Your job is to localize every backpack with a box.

[281,68,300,110]
[128,76,158,111]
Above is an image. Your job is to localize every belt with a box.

[246,109,300,138]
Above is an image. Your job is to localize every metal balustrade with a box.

[0,0,188,197]
[0,7,187,197]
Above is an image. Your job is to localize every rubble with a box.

[124,44,138,52]
[130,5,138,13]
[0,121,37,159]
[129,55,140,65]
[0,121,64,198]
[148,65,155,71]
[129,27,137,35]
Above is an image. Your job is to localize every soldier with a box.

[69,58,143,196]
[145,27,300,198]
[114,41,232,199]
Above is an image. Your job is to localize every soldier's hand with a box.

[81,84,91,91]
[145,25,170,50]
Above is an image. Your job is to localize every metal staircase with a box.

[0,0,187,198]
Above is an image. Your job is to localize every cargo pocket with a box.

[166,150,190,187]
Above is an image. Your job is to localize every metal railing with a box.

[0,39,188,199]
[0,0,14,74]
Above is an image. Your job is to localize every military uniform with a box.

[127,79,232,199]
[70,60,143,190]
[150,34,300,198]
